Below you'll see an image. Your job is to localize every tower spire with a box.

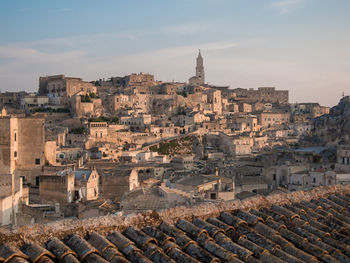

[196,50,204,84]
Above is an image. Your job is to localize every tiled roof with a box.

[1,190,350,262]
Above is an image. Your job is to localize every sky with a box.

[0,0,349,106]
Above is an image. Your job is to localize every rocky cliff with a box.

[303,96,350,146]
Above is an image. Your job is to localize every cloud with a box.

[271,0,305,14]
[162,23,213,36]
[0,30,348,107]
[62,8,72,12]
[0,45,84,62]
[9,32,141,54]
[137,40,239,58]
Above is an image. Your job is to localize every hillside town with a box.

[1,50,348,228]
[2,0,350,261]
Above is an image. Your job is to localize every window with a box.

[14,151,17,158]
[14,132,16,142]
[35,158,40,165]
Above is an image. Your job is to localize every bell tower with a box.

[196,50,205,84]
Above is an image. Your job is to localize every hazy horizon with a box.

[1,0,350,107]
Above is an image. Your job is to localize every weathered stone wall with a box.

[0,176,24,226]
[39,173,74,204]
[257,112,290,128]
[0,117,44,175]
[44,141,57,165]
[100,174,130,201]
[17,118,45,170]
[0,118,11,174]
[233,87,288,104]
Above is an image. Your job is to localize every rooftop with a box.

[74,170,92,181]
[176,175,218,186]
[0,184,350,262]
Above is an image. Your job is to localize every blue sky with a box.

[0,0,349,106]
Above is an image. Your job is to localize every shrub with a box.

[70,127,87,134]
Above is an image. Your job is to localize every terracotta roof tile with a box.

[1,192,350,262]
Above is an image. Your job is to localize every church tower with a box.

[196,50,205,84]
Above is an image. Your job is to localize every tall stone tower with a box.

[196,50,205,85]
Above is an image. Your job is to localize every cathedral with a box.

[189,50,205,86]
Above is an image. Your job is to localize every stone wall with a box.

[39,173,74,204]
[0,176,25,226]
[99,169,138,201]
[234,87,288,104]
[17,118,45,170]
[44,141,57,165]
[0,118,11,173]
[0,117,45,176]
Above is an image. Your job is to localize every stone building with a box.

[238,102,252,113]
[44,141,57,166]
[336,145,350,172]
[174,174,235,201]
[192,112,210,124]
[0,174,28,226]
[171,154,196,170]
[275,167,336,191]
[120,114,152,132]
[338,145,350,165]
[214,133,254,157]
[88,121,108,140]
[73,169,99,201]
[70,93,103,117]
[99,168,139,201]
[290,102,330,121]
[107,94,131,112]
[0,92,25,109]
[20,93,49,109]
[39,170,75,204]
[227,114,259,132]
[257,111,290,128]
[150,83,184,95]
[205,89,222,115]
[111,73,155,90]
[39,168,99,204]
[233,87,289,104]
[39,75,96,105]
[0,116,45,182]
